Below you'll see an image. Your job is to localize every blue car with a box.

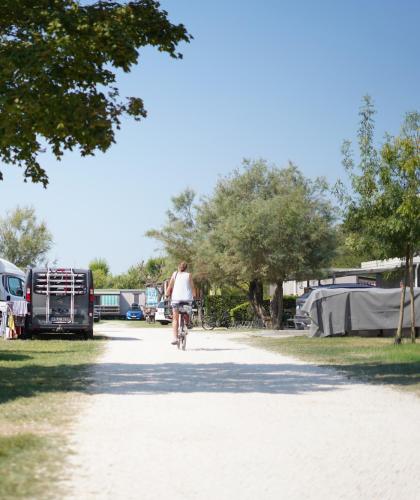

[126,304,143,320]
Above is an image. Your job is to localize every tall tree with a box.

[0,0,191,185]
[146,188,198,274]
[196,160,337,328]
[339,97,420,343]
[89,257,111,288]
[0,206,53,268]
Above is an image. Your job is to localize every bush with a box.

[230,302,253,322]
[204,294,246,318]
[205,293,296,323]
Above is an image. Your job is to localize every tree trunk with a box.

[270,280,284,330]
[395,247,409,344]
[248,279,267,324]
[409,249,416,344]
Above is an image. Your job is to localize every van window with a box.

[7,276,24,297]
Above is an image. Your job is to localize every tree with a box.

[146,189,198,275]
[89,257,111,288]
[0,206,53,267]
[329,226,367,269]
[111,262,145,289]
[196,160,337,328]
[0,1,191,186]
[339,97,420,343]
[144,257,166,284]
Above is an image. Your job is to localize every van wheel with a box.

[83,329,94,340]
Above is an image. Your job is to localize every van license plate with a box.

[51,317,71,324]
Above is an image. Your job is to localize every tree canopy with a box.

[339,97,420,342]
[146,188,197,274]
[147,159,338,328]
[0,206,53,268]
[0,0,191,185]
[195,160,337,326]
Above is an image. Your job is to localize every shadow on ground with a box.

[2,358,419,405]
[329,362,420,387]
[87,361,347,396]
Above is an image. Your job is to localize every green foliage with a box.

[0,206,53,268]
[144,257,166,284]
[339,98,420,261]
[204,294,247,318]
[230,302,254,322]
[89,257,111,288]
[111,262,145,289]
[90,257,167,289]
[330,226,366,268]
[0,1,191,185]
[89,258,109,275]
[196,159,337,285]
[146,189,198,276]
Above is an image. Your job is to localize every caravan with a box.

[0,258,25,302]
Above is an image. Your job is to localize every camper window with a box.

[6,276,24,297]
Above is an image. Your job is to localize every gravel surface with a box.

[64,323,420,500]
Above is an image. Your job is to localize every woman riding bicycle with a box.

[167,261,195,345]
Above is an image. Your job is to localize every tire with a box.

[181,334,187,350]
[202,316,215,330]
[83,328,94,340]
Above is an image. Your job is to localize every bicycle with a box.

[202,310,232,330]
[177,302,192,350]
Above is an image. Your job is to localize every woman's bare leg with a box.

[172,309,179,340]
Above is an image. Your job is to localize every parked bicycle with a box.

[202,310,232,330]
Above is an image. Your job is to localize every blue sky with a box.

[0,0,419,273]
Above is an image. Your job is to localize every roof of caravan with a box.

[0,258,25,276]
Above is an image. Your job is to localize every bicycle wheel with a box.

[181,331,187,350]
[202,315,216,330]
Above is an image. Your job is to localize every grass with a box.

[0,336,105,499]
[246,335,420,396]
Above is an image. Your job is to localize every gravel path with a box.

[64,324,420,500]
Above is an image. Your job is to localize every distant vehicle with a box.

[155,300,172,325]
[0,258,25,302]
[25,268,94,339]
[293,283,376,329]
[126,303,143,320]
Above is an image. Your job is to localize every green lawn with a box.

[0,337,105,499]
[246,336,420,396]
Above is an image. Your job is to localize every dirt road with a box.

[65,324,420,500]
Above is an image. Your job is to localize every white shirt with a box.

[171,271,193,302]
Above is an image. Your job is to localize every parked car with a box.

[293,283,376,329]
[0,258,25,302]
[126,303,143,320]
[155,300,172,325]
[25,267,94,339]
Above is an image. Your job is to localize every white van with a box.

[0,258,25,301]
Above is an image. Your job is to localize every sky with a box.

[0,0,419,273]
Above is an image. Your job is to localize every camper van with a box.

[0,258,25,302]
[25,267,94,339]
